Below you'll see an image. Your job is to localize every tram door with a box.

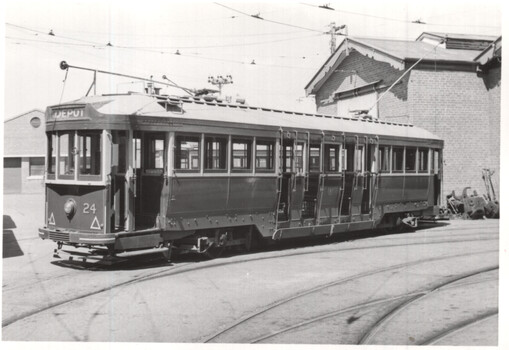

[350,143,365,217]
[133,131,166,229]
[277,138,305,222]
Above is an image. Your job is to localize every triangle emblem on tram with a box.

[48,213,56,226]
[90,216,101,230]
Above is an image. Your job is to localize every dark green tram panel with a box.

[46,185,105,232]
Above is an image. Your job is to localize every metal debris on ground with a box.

[446,169,499,220]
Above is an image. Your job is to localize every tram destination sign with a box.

[50,107,88,121]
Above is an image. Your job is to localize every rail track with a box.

[203,250,498,343]
[3,227,499,344]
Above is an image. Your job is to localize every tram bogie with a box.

[39,91,443,262]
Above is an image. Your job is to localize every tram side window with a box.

[175,135,200,171]
[295,143,304,174]
[392,147,404,173]
[205,136,227,170]
[255,140,274,171]
[355,146,364,172]
[59,131,75,177]
[405,147,417,173]
[378,146,390,173]
[324,144,339,172]
[309,144,321,172]
[47,133,56,175]
[111,131,127,174]
[232,139,252,170]
[144,135,165,172]
[418,148,429,173]
[78,131,102,176]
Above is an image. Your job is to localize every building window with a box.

[30,117,41,128]
[324,144,339,172]
[418,148,429,173]
[378,145,391,173]
[175,135,200,171]
[309,144,321,172]
[232,139,252,170]
[405,147,417,173]
[205,136,227,170]
[392,147,404,173]
[29,157,45,176]
[255,140,274,171]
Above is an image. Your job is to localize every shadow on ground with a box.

[48,220,451,271]
[3,215,24,258]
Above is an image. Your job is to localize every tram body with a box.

[39,93,443,259]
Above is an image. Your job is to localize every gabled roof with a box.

[305,36,480,96]
[417,32,499,43]
[4,108,44,123]
[474,36,502,65]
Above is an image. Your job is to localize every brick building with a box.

[3,109,46,193]
[305,32,501,200]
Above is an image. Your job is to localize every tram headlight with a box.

[64,199,77,218]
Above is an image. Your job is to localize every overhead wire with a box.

[301,2,501,29]
[213,2,325,33]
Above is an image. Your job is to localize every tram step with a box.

[116,247,170,258]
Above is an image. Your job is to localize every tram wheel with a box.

[204,245,225,259]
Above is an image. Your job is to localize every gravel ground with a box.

[2,193,503,345]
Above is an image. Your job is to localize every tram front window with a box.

[79,131,102,176]
[58,131,75,178]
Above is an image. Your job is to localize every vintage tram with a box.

[39,66,443,261]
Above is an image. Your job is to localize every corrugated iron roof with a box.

[351,37,480,62]
[417,32,499,42]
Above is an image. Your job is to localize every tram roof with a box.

[62,93,442,141]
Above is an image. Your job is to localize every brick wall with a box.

[408,67,500,198]
[314,50,501,202]
[315,50,411,120]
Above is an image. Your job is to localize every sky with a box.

[2,0,503,118]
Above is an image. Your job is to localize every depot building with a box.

[305,32,501,198]
[3,109,46,194]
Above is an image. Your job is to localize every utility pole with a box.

[327,22,347,55]
[208,75,233,96]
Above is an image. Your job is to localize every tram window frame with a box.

[324,144,340,173]
[143,133,166,175]
[46,132,57,179]
[354,145,365,173]
[255,139,275,173]
[308,144,321,173]
[295,143,304,175]
[174,134,201,172]
[418,148,429,173]
[405,147,417,173]
[78,131,102,180]
[204,136,228,172]
[378,145,391,173]
[111,131,128,175]
[392,147,404,173]
[231,138,253,172]
[58,131,76,180]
